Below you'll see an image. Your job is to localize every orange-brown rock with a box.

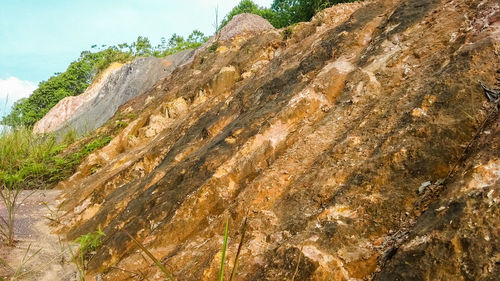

[53,1,499,280]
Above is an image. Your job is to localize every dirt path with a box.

[0,190,77,281]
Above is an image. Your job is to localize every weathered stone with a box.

[33,62,123,134]
[39,49,195,136]
[51,1,499,280]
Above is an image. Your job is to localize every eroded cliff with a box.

[52,1,499,280]
[35,51,194,135]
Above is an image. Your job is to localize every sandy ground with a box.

[0,190,77,281]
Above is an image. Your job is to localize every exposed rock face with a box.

[374,111,500,280]
[37,50,194,135]
[217,13,275,42]
[53,0,499,280]
[199,13,275,55]
[33,63,124,134]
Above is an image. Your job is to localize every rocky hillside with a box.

[51,0,498,280]
[35,50,194,135]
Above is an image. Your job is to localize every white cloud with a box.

[0,77,37,117]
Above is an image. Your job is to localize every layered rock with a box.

[35,50,195,135]
[33,63,124,134]
[53,1,499,280]
[215,13,274,42]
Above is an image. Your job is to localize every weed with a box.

[62,128,78,145]
[123,229,174,281]
[41,201,59,222]
[0,168,35,246]
[71,227,106,281]
[208,42,219,53]
[0,126,112,193]
[75,227,105,255]
[90,164,102,175]
[282,27,293,40]
[116,112,137,119]
[219,217,229,281]
[290,246,303,281]
[70,135,112,163]
[0,244,41,281]
[115,120,128,129]
[229,217,247,281]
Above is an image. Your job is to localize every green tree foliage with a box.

[2,48,132,127]
[2,31,207,127]
[154,30,208,57]
[271,0,359,27]
[220,0,360,29]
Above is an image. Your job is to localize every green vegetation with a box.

[229,217,247,281]
[123,229,175,281]
[2,31,208,128]
[220,0,360,29]
[219,0,278,28]
[0,126,111,245]
[0,127,111,191]
[270,0,360,28]
[219,218,229,281]
[71,227,106,281]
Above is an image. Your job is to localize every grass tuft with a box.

[219,217,229,281]
[123,229,175,281]
[70,227,106,281]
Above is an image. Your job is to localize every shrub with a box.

[0,127,112,190]
[71,227,106,281]
[2,32,208,128]
[219,0,362,29]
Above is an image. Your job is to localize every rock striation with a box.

[33,63,124,134]
[35,50,195,135]
[52,1,499,280]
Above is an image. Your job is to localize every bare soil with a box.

[0,190,77,281]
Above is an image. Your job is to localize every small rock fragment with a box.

[418,181,432,194]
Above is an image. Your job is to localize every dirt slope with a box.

[51,1,499,280]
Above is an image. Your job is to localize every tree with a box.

[1,31,208,128]
[132,36,153,56]
[218,0,360,29]
[271,0,359,27]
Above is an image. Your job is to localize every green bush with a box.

[74,227,106,255]
[72,227,106,281]
[0,127,112,190]
[2,31,208,128]
[220,0,361,29]
[271,0,360,27]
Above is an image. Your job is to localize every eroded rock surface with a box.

[216,13,274,42]
[33,62,124,134]
[38,49,194,135]
[53,0,499,280]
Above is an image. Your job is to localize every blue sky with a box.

[0,0,273,117]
